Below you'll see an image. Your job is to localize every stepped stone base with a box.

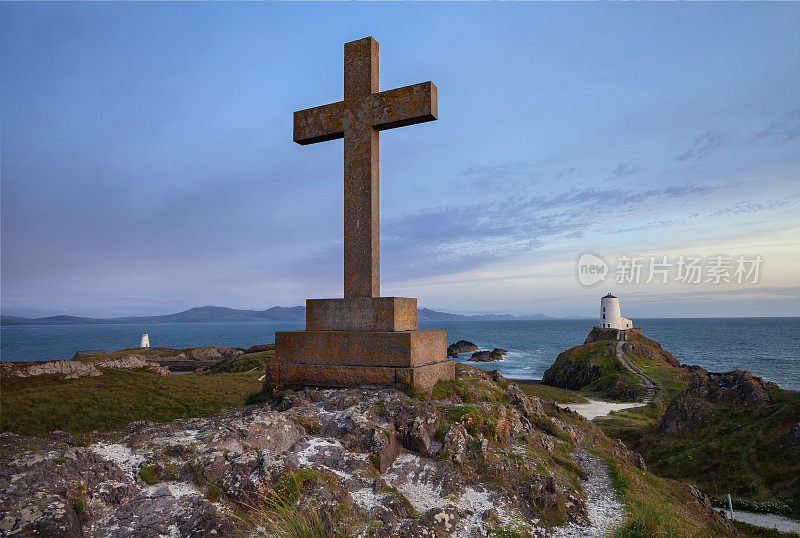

[306,297,417,331]
[271,328,454,392]
[265,359,454,393]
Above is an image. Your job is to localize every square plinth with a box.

[271,328,454,392]
[305,297,417,332]
[275,329,445,368]
[266,359,455,393]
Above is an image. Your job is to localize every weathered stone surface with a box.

[306,297,417,331]
[276,36,452,393]
[266,358,455,394]
[275,329,446,368]
[0,365,733,537]
[293,36,436,299]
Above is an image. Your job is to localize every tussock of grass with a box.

[231,471,369,537]
[138,465,159,485]
[71,498,85,515]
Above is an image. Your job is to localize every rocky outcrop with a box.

[1,347,248,379]
[0,355,167,379]
[157,347,246,372]
[583,328,619,345]
[660,369,774,433]
[446,340,478,357]
[787,422,800,447]
[623,339,680,368]
[246,344,274,354]
[0,363,734,537]
[469,348,508,362]
[0,365,612,537]
[542,348,603,391]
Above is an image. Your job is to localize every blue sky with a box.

[2,3,799,318]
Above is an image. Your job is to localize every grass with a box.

[207,481,223,502]
[603,454,734,537]
[0,367,264,436]
[595,374,800,517]
[203,350,274,374]
[541,339,642,401]
[515,381,588,404]
[627,388,800,515]
[71,498,85,515]
[734,521,800,537]
[138,465,159,485]
[230,469,372,537]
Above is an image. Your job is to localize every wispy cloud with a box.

[753,109,800,143]
[676,130,728,161]
[708,194,800,217]
[613,162,641,178]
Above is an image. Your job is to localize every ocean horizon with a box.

[2,317,798,391]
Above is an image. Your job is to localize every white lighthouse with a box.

[600,294,633,330]
[140,332,150,348]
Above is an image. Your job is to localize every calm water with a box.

[2,318,798,390]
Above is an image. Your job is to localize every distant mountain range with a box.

[0,305,586,326]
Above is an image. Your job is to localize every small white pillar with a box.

[140,332,150,348]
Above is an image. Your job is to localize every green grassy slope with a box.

[0,349,275,436]
[541,329,685,402]
[612,385,800,516]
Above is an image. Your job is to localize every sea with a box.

[1,318,798,391]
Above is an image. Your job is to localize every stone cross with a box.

[293,36,438,298]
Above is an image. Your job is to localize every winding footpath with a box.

[561,331,657,420]
[551,451,624,537]
[614,332,657,405]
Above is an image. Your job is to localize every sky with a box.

[1,3,799,319]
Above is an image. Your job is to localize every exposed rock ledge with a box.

[0,366,635,537]
[0,365,731,537]
[660,368,777,433]
[0,346,247,379]
[0,356,169,379]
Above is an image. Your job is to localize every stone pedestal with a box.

[271,297,454,393]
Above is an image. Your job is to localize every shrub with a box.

[71,498,85,515]
[138,465,159,485]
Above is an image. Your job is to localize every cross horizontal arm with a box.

[293,101,346,145]
[365,81,438,131]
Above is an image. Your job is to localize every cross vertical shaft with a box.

[292,36,438,299]
[344,37,380,298]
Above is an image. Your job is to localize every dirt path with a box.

[551,451,625,537]
[729,510,800,535]
[615,333,657,405]
[561,399,646,420]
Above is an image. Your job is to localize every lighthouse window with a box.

[603,307,605,312]
[602,314,605,319]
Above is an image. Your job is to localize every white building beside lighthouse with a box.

[600,294,633,330]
